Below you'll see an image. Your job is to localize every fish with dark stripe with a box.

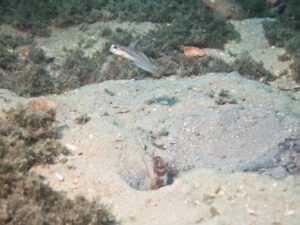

[151,156,168,190]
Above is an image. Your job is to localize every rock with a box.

[1,72,300,225]
[202,0,247,19]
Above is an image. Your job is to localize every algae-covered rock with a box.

[0,105,116,225]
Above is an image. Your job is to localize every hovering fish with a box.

[109,40,158,73]
[183,46,206,57]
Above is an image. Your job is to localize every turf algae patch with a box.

[263,17,300,83]
[141,1,240,57]
[0,104,116,225]
[177,55,233,77]
[59,48,99,91]
[0,33,57,97]
[0,30,147,97]
[13,65,56,97]
[233,53,276,83]
[0,1,240,95]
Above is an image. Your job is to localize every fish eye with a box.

[112,45,117,49]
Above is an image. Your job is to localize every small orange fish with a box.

[183,46,205,57]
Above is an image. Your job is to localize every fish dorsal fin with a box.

[129,39,141,49]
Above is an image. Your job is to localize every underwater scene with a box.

[0,0,299,224]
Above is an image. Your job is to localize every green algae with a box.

[263,20,300,83]
[0,0,239,51]
[0,104,116,225]
[233,53,276,83]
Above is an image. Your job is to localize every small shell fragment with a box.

[246,208,256,216]
[192,87,201,92]
[99,111,109,116]
[55,173,64,181]
[65,144,77,151]
[72,179,79,185]
[70,170,81,178]
[118,109,129,113]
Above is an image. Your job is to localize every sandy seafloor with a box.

[1,18,300,225]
